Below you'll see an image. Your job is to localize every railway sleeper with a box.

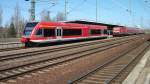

[11,70,21,74]
[0,74,7,78]
[97,71,120,74]
[80,79,104,84]
[0,82,7,84]
[92,74,115,78]
[88,76,113,80]
[102,67,124,71]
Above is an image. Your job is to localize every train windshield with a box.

[24,22,38,36]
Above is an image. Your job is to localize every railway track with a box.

[0,47,23,52]
[0,42,24,52]
[0,37,115,53]
[68,41,150,84]
[0,36,143,82]
[0,35,136,53]
[0,35,137,62]
[0,36,139,71]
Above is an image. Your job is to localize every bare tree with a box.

[12,2,25,37]
[40,9,51,21]
[0,5,3,27]
[7,22,16,38]
[0,5,4,38]
[56,12,66,21]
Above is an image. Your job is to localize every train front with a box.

[21,22,38,47]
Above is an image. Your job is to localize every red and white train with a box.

[21,21,144,47]
[21,21,108,47]
[113,26,144,36]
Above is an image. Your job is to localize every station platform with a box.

[123,46,150,84]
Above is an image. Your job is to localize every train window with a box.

[101,30,104,34]
[104,29,108,34]
[24,22,38,36]
[63,29,82,36]
[110,30,113,35]
[26,22,38,27]
[56,29,62,36]
[44,29,55,37]
[90,29,101,35]
[36,29,43,36]
[24,30,32,36]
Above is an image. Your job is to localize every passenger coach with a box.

[113,26,144,36]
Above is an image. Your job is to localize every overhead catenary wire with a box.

[144,0,150,8]
[111,0,132,14]
[26,0,58,21]
[137,0,150,28]
[142,0,150,12]
[67,0,88,14]
[110,0,137,27]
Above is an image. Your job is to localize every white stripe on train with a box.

[30,35,110,43]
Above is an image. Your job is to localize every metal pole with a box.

[65,0,67,20]
[129,0,134,26]
[140,16,143,28]
[31,0,35,21]
[96,0,98,22]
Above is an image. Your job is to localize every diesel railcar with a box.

[21,22,109,47]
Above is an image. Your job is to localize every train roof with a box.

[37,21,86,27]
[65,20,123,27]
[34,21,107,29]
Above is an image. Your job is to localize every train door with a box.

[101,29,104,35]
[107,30,113,38]
[56,27,62,39]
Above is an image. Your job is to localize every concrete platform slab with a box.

[123,47,150,84]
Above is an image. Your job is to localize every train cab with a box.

[21,22,39,47]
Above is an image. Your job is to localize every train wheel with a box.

[25,42,32,47]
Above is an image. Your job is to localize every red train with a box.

[113,26,144,36]
[21,21,144,47]
[21,21,109,47]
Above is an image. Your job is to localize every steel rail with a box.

[0,36,138,61]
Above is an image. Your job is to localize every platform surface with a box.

[123,47,150,84]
